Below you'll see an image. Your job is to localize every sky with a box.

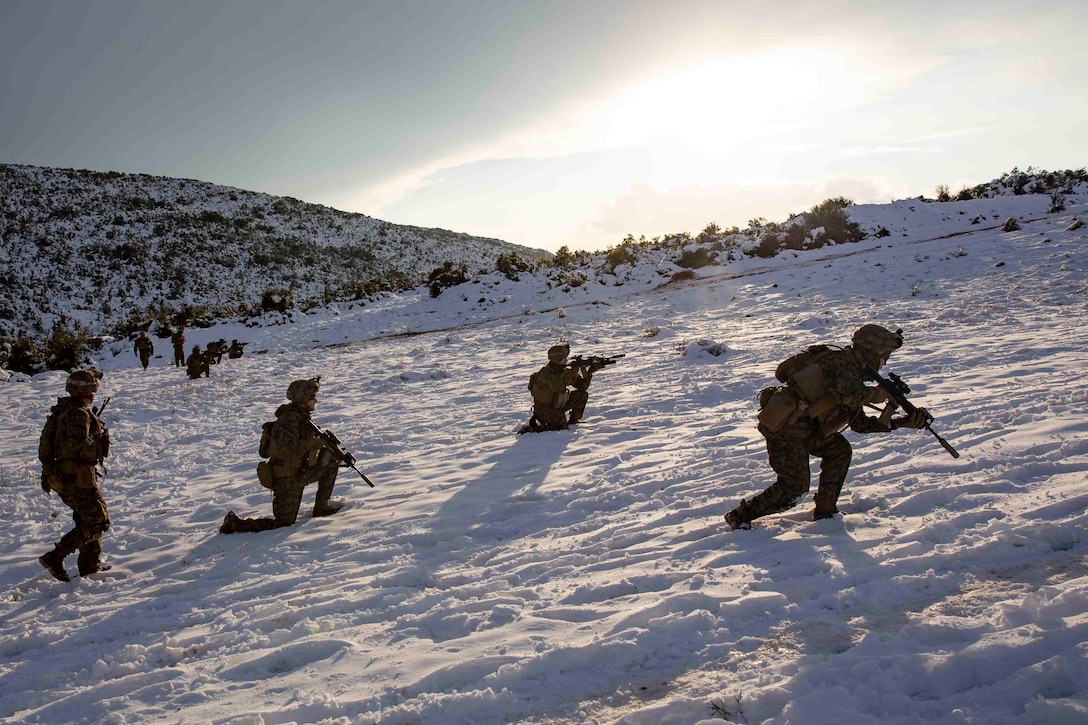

[2,0,1086,252]
[2,190,1087,724]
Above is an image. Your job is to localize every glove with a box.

[588,361,604,373]
[41,471,62,493]
[893,408,929,430]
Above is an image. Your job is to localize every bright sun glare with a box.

[590,50,869,163]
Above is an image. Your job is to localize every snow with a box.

[2,193,1087,724]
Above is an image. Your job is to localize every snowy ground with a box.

[2,195,1087,725]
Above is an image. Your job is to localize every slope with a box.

[0,196,1086,724]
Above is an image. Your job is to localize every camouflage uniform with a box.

[726,325,924,528]
[186,346,210,379]
[207,339,227,364]
[528,344,594,431]
[134,333,154,369]
[38,371,111,580]
[227,340,245,359]
[171,330,186,367]
[221,379,342,534]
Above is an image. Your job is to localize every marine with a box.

[186,345,210,379]
[220,378,344,533]
[525,343,603,431]
[37,369,113,581]
[133,331,155,369]
[724,324,929,530]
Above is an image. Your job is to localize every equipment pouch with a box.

[256,460,274,488]
[757,387,803,432]
[74,462,97,489]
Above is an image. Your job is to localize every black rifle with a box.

[307,420,376,487]
[567,354,625,371]
[92,396,112,475]
[92,396,111,417]
[862,366,960,458]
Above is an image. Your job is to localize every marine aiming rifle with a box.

[567,354,625,371]
[861,366,960,458]
[307,420,376,487]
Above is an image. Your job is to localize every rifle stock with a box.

[862,366,960,458]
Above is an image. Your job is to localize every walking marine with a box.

[134,331,154,369]
[37,369,112,581]
[220,378,346,534]
[724,324,935,530]
[522,344,619,432]
[171,327,186,367]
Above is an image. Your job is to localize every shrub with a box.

[782,224,808,250]
[552,246,577,269]
[495,251,533,280]
[1048,191,1066,213]
[44,323,89,370]
[5,336,43,374]
[749,233,783,258]
[428,262,470,298]
[1002,217,1021,232]
[261,289,294,313]
[696,223,721,245]
[605,245,637,271]
[800,197,864,246]
[676,248,716,268]
[935,185,951,202]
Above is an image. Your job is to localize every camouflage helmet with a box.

[852,324,903,357]
[66,369,102,395]
[286,377,321,403]
[547,344,571,363]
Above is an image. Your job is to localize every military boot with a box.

[219,510,242,534]
[39,548,70,582]
[313,500,345,517]
[724,499,753,531]
[77,540,110,576]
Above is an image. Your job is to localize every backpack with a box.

[258,420,275,458]
[775,344,836,404]
[38,406,61,472]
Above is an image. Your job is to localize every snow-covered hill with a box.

[0,163,545,344]
[1,187,1086,724]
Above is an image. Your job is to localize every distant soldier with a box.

[133,331,154,370]
[37,369,112,581]
[186,345,210,379]
[220,378,344,533]
[207,338,227,364]
[171,327,186,367]
[227,339,246,359]
[724,324,930,530]
[524,343,604,431]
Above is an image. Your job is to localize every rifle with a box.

[567,354,625,371]
[307,420,376,487]
[861,366,960,458]
[92,396,112,475]
[92,396,111,417]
